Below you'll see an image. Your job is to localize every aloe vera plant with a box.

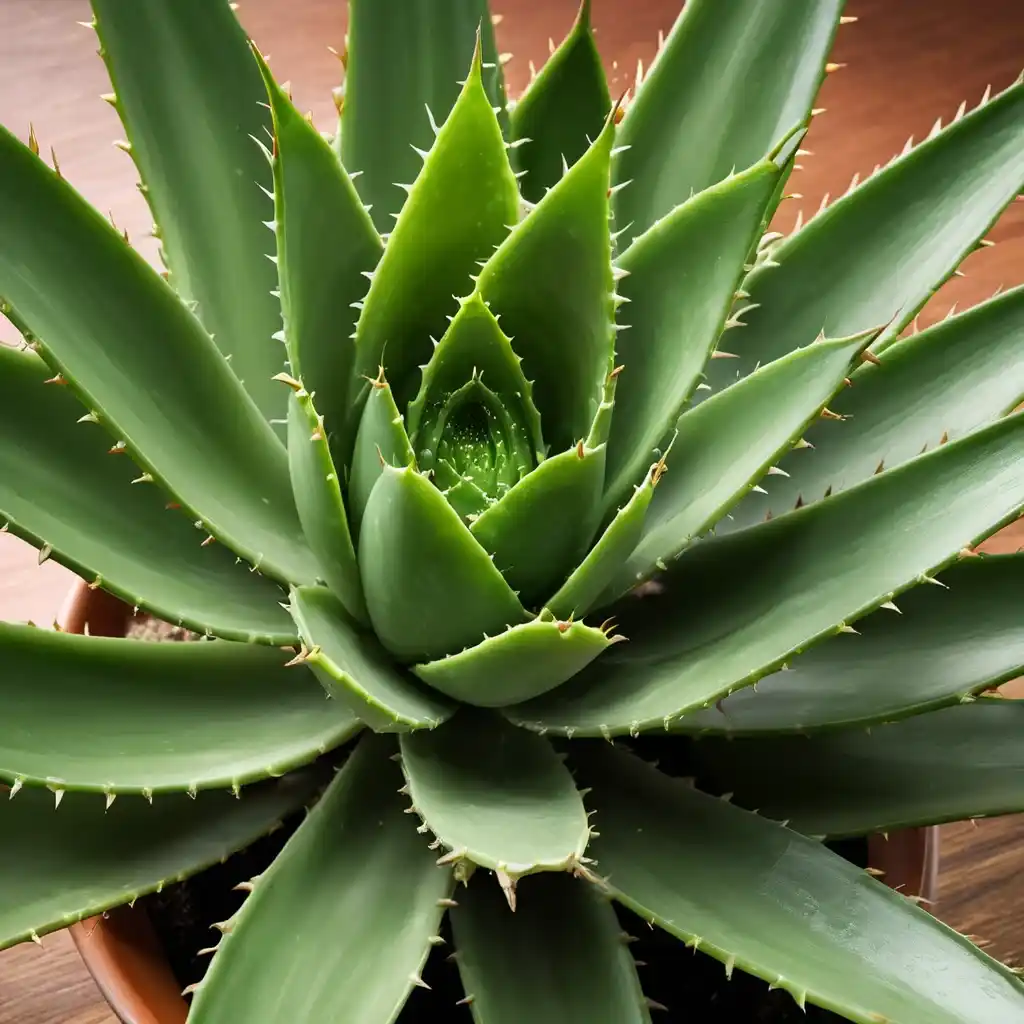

[2,0,1024,1020]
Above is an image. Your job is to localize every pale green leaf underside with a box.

[451,871,651,1024]
[189,734,452,1024]
[0,774,318,951]
[399,711,589,876]
[0,625,358,794]
[576,742,1024,1024]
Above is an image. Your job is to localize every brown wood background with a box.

[0,0,1022,1020]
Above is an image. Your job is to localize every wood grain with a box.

[1,0,1022,1020]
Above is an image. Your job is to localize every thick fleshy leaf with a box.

[478,112,616,451]
[256,49,383,454]
[691,699,1024,838]
[90,0,286,431]
[470,443,606,606]
[509,0,611,203]
[575,742,1024,1024]
[612,332,873,594]
[612,0,843,244]
[603,156,786,510]
[0,625,358,794]
[414,619,614,707]
[0,774,318,950]
[0,126,317,585]
[0,344,293,642]
[399,711,590,878]
[286,391,367,625]
[189,734,452,1023]
[714,78,1024,391]
[677,555,1024,734]
[728,285,1024,530]
[358,466,529,663]
[451,871,651,1023]
[290,586,452,732]
[348,44,518,419]
[507,412,1024,736]
[340,0,508,231]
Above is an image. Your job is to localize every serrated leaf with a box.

[290,586,452,733]
[0,773,318,951]
[728,285,1024,530]
[414,619,613,707]
[510,0,611,204]
[0,624,358,794]
[603,157,785,511]
[340,0,508,231]
[189,734,452,1024]
[612,0,843,244]
[576,742,1024,1024]
[400,711,589,877]
[349,43,518,420]
[0,126,317,586]
[0,344,293,642]
[478,112,616,452]
[358,466,529,663]
[451,871,651,1024]
[507,412,1024,736]
[90,0,286,432]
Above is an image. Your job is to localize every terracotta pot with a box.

[62,579,940,1024]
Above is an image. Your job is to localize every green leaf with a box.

[575,741,1024,1024]
[399,711,589,879]
[509,0,611,204]
[340,0,508,232]
[469,443,606,606]
[255,49,383,455]
[613,332,873,594]
[612,0,844,244]
[478,112,617,452]
[290,586,452,732]
[0,126,318,586]
[715,78,1024,390]
[358,466,529,663]
[286,391,367,625]
[691,699,1024,839]
[0,344,293,642]
[188,734,452,1023]
[603,157,785,510]
[451,871,651,1023]
[677,554,1024,734]
[414,619,615,707]
[0,624,358,795]
[507,412,1024,736]
[0,773,318,951]
[90,0,286,432]
[348,42,518,418]
[728,285,1024,530]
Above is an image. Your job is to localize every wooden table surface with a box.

[1,0,1023,1020]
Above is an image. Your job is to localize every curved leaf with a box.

[507,412,1024,736]
[358,466,529,663]
[290,586,452,732]
[0,125,317,585]
[0,774,318,950]
[0,625,358,794]
[400,711,590,878]
[509,0,611,204]
[189,734,452,1023]
[90,0,286,431]
[575,742,1024,1024]
[414,619,614,707]
[451,871,651,1023]
[612,0,843,244]
[0,344,293,642]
